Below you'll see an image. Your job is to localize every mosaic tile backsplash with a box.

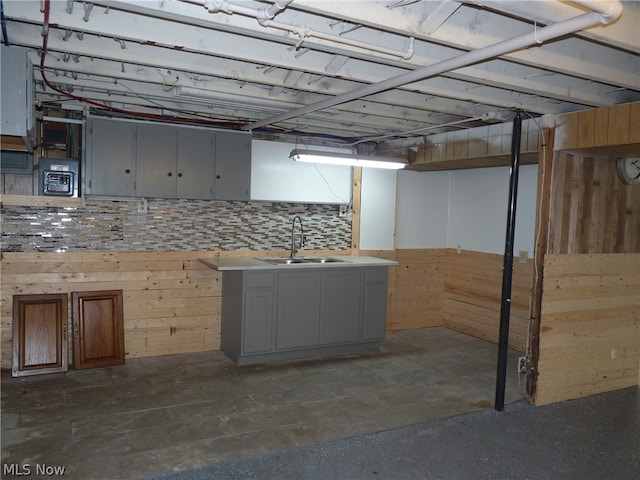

[1,199,352,253]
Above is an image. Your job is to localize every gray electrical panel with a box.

[0,45,35,149]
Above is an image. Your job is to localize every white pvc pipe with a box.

[244,0,623,131]
[185,0,414,59]
[260,0,295,22]
[263,19,415,59]
[570,0,624,22]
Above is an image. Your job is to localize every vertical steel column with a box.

[495,111,522,411]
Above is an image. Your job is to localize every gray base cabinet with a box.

[277,272,321,350]
[220,266,389,365]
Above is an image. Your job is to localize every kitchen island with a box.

[200,255,397,365]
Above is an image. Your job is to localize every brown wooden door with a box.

[12,294,69,377]
[72,290,125,369]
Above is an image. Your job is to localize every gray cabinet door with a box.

[135,123,178,198]
[243,289,275,354]
[320,269,361,344]
[277,271,321,350]
[85,118,135,196]
[363,268,388,340]
[176,128,215,200]
[243,271,276,355]
[214,131,251,201]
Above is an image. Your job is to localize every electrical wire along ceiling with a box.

[1,0,639,152]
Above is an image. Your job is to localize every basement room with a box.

[1,1,639,479]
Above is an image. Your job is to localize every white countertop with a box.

[200,255,398,271]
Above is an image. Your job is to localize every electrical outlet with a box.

[518,250,528,263]
[137,198,148,214]
[518,356,527,373]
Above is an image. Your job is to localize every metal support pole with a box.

[495,111,522,411]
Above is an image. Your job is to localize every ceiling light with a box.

[290,149,406,170]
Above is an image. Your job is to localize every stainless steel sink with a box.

[303,257,349,263]
[256,256,349,265]
[258,257,310,265]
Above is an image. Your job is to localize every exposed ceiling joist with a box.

[1,0,638,151]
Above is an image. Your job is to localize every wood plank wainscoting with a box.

[443,250,531,352]
[2,248,530,370]
[535,254,640,406]
[363,248,531,353]
[1,251,222,369]
[388,249,447,331]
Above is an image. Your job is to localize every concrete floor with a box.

[148,386,639,480]
[2,328,525,479]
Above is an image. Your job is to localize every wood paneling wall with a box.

[2,247,532,369]
[554,102,640,156]
[443,250,531,352]
[548,153,640,254]
[526,101,640,403]
[389,249,446,331]
[1,251,222,368]
[535,254,640,406]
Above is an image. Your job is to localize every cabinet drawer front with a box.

[365,267,388,283]
[246,272,275,289]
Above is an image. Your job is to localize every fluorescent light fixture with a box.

[290,149,406,170]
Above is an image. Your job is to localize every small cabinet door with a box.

[12,294,68,377]
[177,128,215,199]
[85,118,135,196]
[135,123,178,198]
[362,268,389,340]
[243,289,275,354]
[277,271,321,350]
[214,130,251,201]
[320,268,361,344]
[72,290,124,369]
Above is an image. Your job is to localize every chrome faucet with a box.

[290,215,304,258]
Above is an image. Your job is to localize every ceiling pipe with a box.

[258,0,296,23]
[244,0,623,132]
[185,0,414,59]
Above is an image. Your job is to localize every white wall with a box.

[394,165,537,256]
[394,170,450,249]
[251,140,352,204]
[359,168,397,250]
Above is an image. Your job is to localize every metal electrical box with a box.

[0,45,35,149]
[39,158,79,197]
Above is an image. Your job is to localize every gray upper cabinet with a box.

[135,123,178,198]
[177,128,215,200]
[84,118,250,200]
[85,118,135,196]
[214,131,251,201]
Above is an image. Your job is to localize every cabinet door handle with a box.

[177,173,183,178]
[216,174,221,179]
[168,172,173,177]
[125,169,131,174]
